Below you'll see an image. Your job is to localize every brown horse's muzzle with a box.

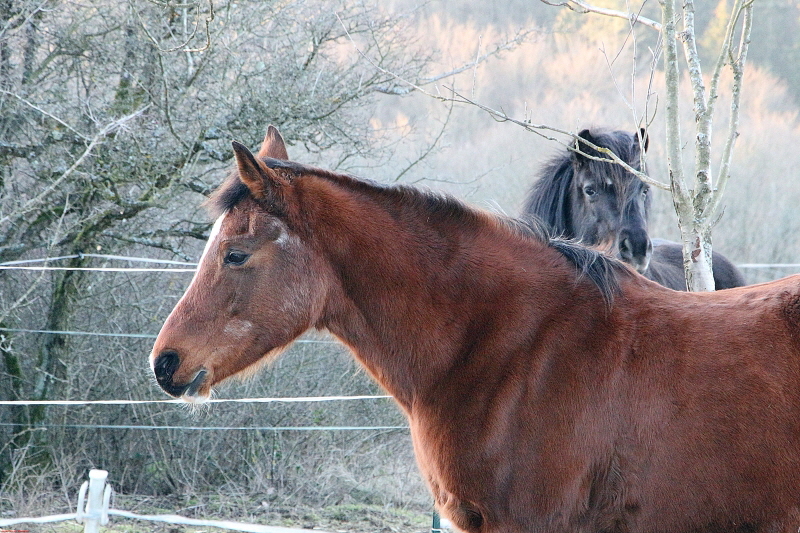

[152,350,208,399]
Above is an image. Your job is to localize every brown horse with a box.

[151,126,800,533]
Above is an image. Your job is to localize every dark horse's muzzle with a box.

[618,227,652,273]
[152,350,207,398]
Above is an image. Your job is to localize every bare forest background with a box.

[1,0,800,526]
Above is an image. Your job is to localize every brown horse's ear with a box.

[637,128,649,153]
[231,141,287,207]
[257,125,289,160]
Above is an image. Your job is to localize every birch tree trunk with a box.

[662,0,753,291]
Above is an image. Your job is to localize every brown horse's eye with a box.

[224,250,250,266]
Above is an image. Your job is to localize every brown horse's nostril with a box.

[154,350,179,380]
[153,350,190,397]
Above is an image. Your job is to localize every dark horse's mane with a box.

[523,129,643,236]
[209,158,627,304]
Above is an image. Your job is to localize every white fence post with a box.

[1,467,330,532]
[77,469,111,533]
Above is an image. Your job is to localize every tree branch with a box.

[393,98,454,182]
[662,0,690,207]
[0,89,90,141]
[446,87,670,190]
[707,0,753,221]
[338,11,541,98]
[0,105,151,226]
[680,0,713,215]
[540,0,662,31]
[136,0,215,53]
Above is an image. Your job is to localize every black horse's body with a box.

[646,238,746,290]
[522,128,745,290]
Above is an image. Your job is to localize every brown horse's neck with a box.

[299,175,605,412]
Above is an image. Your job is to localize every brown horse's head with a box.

[150,126,331,402]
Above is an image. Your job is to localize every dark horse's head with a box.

[522,128,652,273]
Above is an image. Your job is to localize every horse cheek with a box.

[253,248,318,344]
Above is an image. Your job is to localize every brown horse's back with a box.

[411,274,800,533]
[608,275,800,532]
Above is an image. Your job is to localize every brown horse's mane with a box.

[207,157,628,304]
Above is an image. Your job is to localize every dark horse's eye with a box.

[224,250,250,266]
[583,185,597,197]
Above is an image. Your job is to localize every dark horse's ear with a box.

[258,125,289,160]
[637,128,649,153]
[573,129,595,165]
[231,141,288,209]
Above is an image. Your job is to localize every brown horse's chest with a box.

[409,417,494,533]
[408,394,631,533]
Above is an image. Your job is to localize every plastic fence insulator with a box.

[82,469,109,533]
[430,510,453,532]
[75,481,88,524]
[101,484,113,525]
[431,510,442,533]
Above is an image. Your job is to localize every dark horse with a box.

[522,128,745,290]
[152,126,800,533]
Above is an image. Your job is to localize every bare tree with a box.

[0,0,432,484]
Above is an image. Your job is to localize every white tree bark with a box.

[661,0,716,291]
[670,0,752,291]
